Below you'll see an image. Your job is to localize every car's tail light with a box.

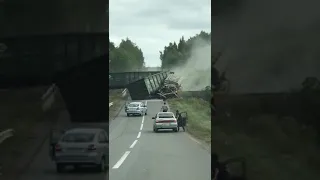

[55,144,62,152]
[88,144,96,151]
[156,119,176,123]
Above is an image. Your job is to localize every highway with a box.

[109,99,211,180]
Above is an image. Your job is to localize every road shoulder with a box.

[168,98,211,152]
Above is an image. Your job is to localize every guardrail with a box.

[0,129,14,144]
[41,84,56,111]
[122,89,127,97]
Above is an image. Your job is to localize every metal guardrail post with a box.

[0,129,15,144]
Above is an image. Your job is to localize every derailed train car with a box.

[127,71,169,100]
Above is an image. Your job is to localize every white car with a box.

[54,128,108,173]
[126,102,147,116]
[152,112,178,132]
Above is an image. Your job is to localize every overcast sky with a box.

[109,0,211,67]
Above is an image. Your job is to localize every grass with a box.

[168,98,211,144]
[213,114,320,180]
[109,89,127,120]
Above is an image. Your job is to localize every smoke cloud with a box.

[213,0,320,93]
[172,38,211,91]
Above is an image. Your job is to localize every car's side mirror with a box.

[152,117,155,119]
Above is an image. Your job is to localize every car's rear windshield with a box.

[128,104,139,107]
[61,133,95,143]
[158,113,174,118]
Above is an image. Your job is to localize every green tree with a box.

[109,38,145,72]
[160,31,211,69]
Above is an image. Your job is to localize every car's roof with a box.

[65,128,104,134]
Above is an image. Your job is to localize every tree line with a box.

[159,31,211,69]
[109,38,145,72]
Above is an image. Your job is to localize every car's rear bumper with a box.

[55,153,101,164]
[127,110,143,114]
[154,123,178,129]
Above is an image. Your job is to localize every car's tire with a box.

[56,163,64,173]
[127,113,130,117]
[96,157,107,172]
[173,128,178,132]
[145,112,147,115]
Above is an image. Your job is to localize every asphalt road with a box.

[109,99,211,180]
[18,120,109,180]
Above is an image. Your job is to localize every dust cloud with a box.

[171,38,211,91]
[213,0,320,93]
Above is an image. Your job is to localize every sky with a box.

[109,0,211,67]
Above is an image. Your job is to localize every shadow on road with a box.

[43,166,108,175]
[144,129,178,134]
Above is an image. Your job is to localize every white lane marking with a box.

[187,133,202,145]
[142,115,144,124]
[145,100,148,105]
[129,140,138,148]
[140,123,144,131]
[137,132,141,138]
[112,151,131,169]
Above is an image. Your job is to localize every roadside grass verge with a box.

[168,98,211,144]
[109,89,126,120]
[213,114,320,180]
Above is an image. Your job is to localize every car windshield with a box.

[158,113,174,118]
[128,104,139,107]
[61,132,95,143]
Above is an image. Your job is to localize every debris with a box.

[157,75,182,99]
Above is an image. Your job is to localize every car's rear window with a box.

[128,104,139,107]
[62,133,95,143]
[158,113,174,118]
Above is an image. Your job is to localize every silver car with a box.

[126,102,147,116]
[54,128,108,173]
[152,112,178,132]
